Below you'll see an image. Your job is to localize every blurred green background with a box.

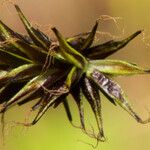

[0,0,150,150]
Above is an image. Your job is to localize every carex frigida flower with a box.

[0,5,150,142]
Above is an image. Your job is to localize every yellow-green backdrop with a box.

[0,0,150,150]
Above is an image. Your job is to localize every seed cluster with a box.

[0,4,150,143]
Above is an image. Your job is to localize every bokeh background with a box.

[0,0,150,150]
